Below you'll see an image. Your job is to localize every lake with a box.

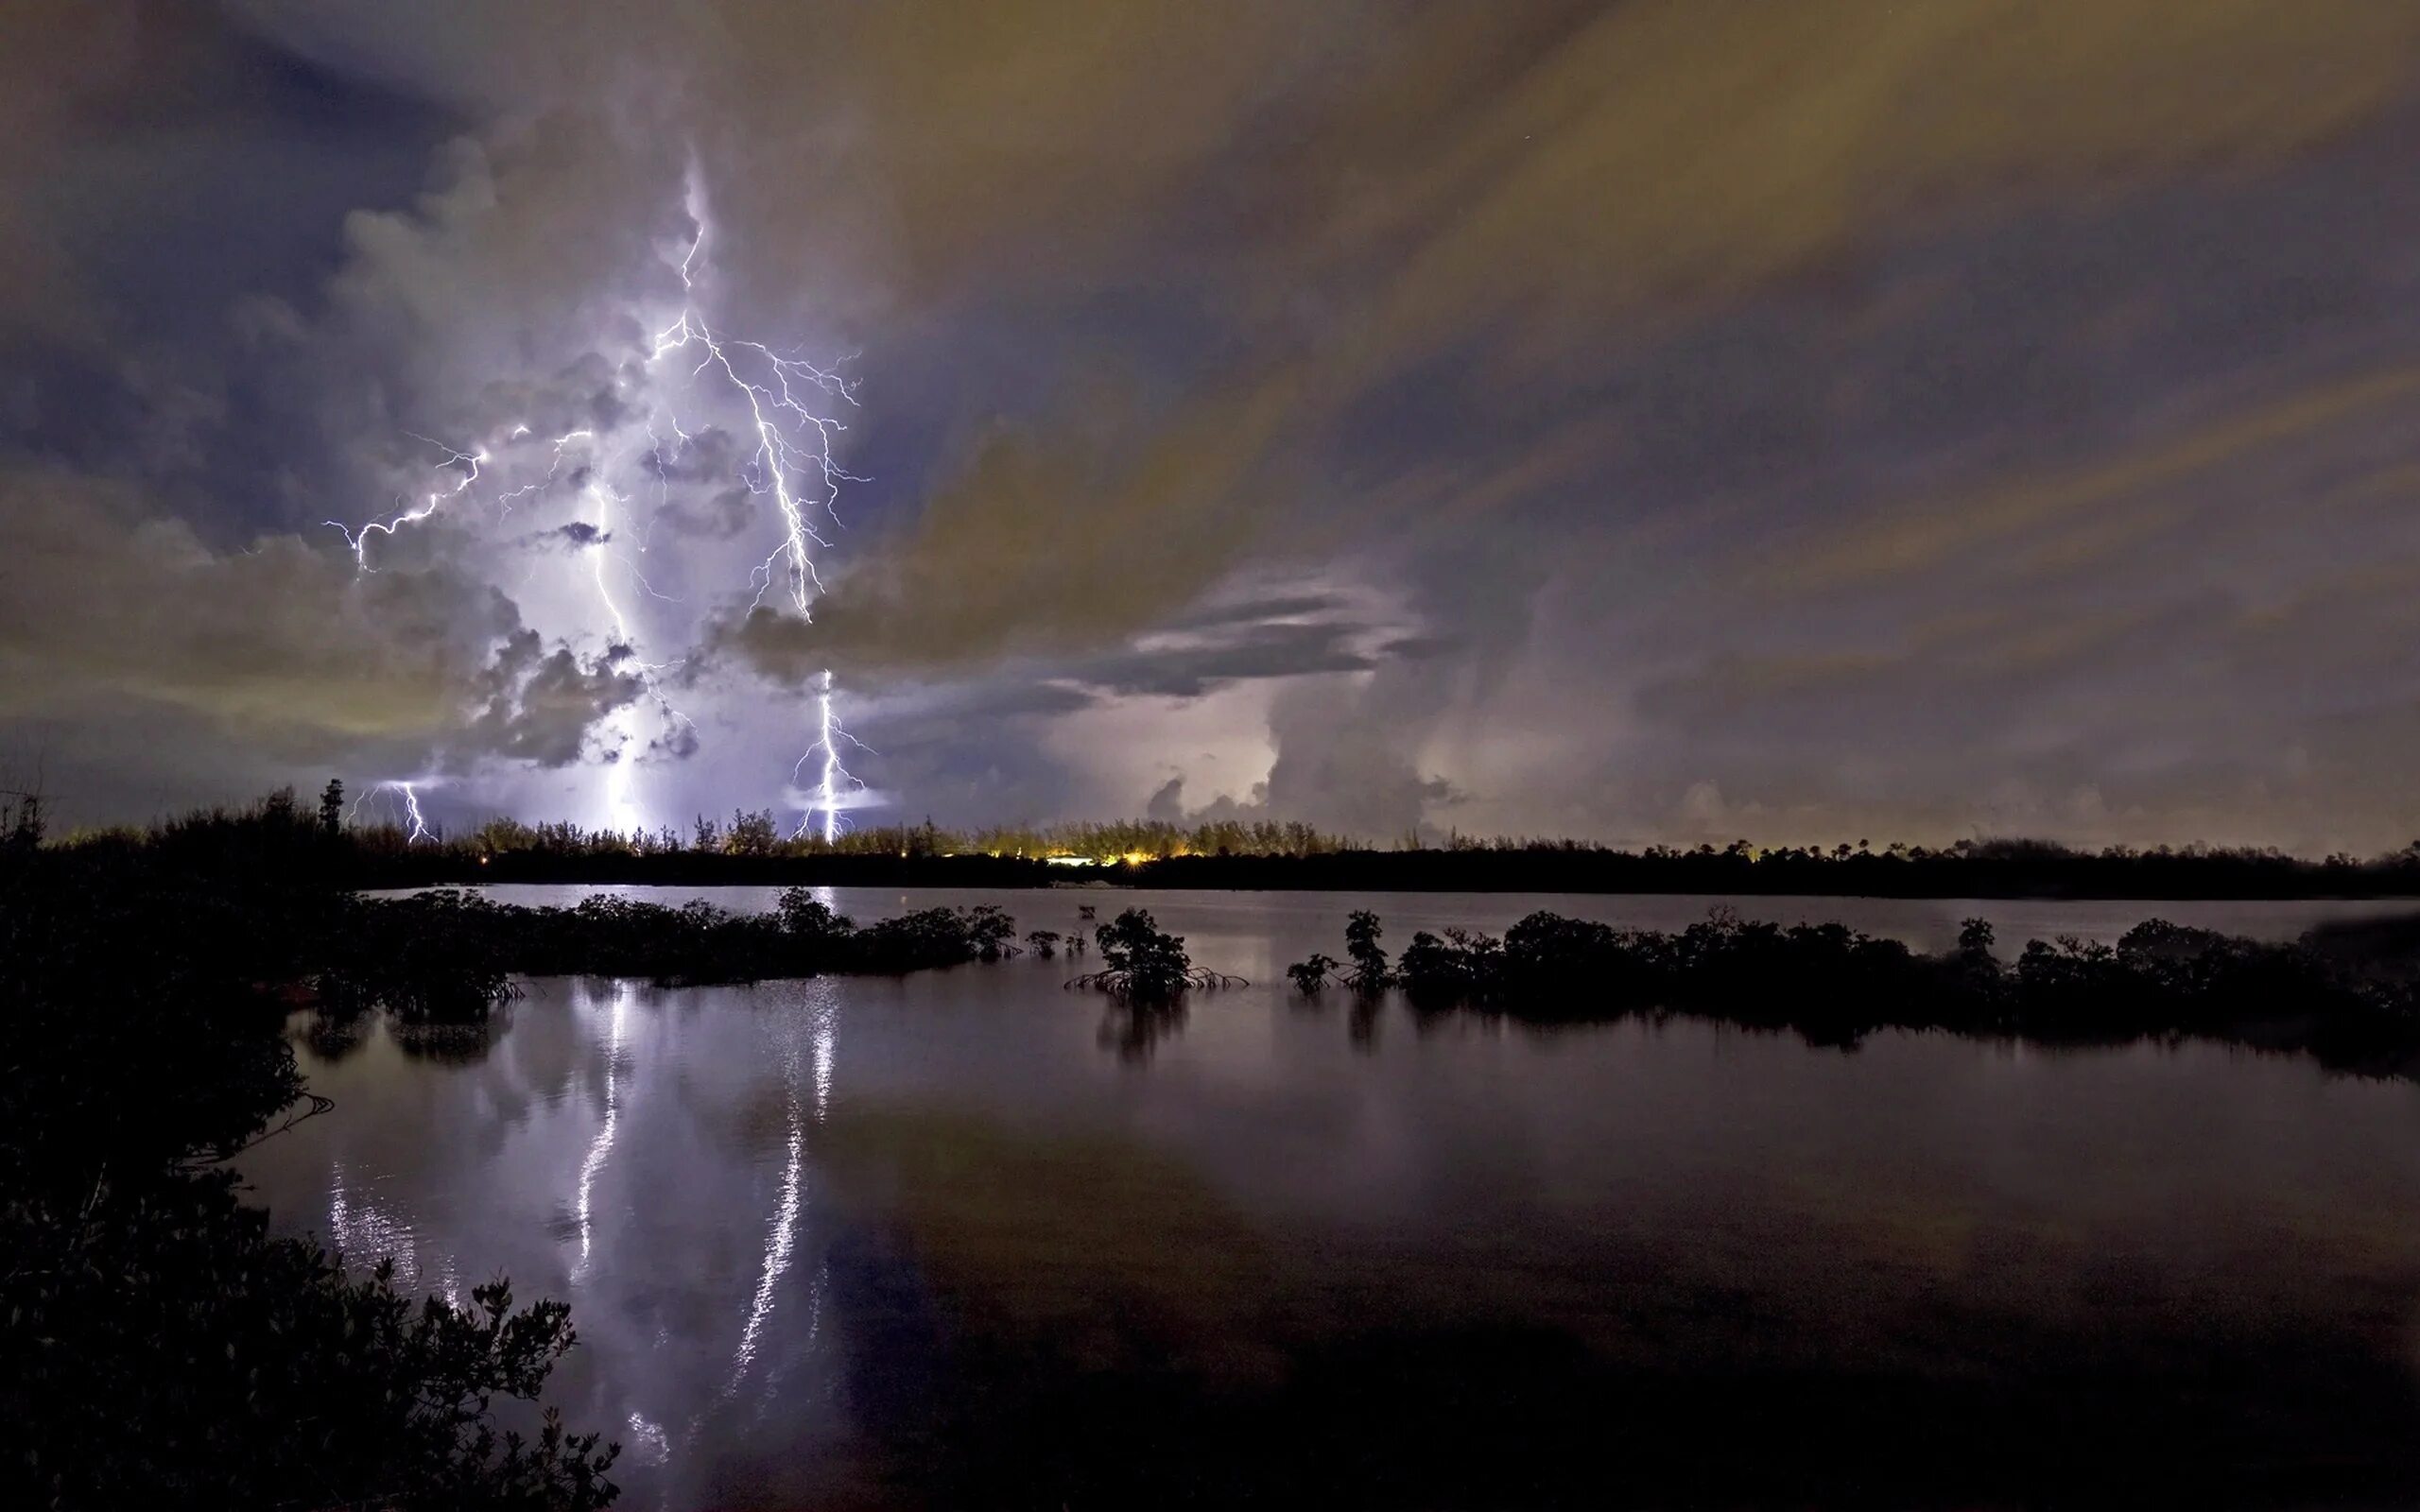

[241,888,2420,1507]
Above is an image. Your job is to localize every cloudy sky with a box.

[8,1,2420,851]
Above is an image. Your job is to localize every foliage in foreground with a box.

[1288,908,2420,1073]
[9,1190,616,1510]
[0,814,628,1508]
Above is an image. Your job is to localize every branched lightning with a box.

[325,437,489,571]
[348,779,433,843]
[327,160,874,839]
[493,427,589,518]
[791,670,875,843]
[645,169,868,840]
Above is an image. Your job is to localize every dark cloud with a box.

[543,521,613,550]
[0,465,652,820]
[659,0,2420,689]
[451,628,646,769]
[1144,775,1186,823]
[777,379,1299,673]
[714,586,1429,705]
[0,468,517,740]
[1063,621,1381,699]
[1160,592,1358,632]
[0,1,445,352]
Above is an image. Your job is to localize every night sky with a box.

[9,1,2420,851]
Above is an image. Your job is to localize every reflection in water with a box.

[813,999,835,1118]
[569,984,628,1284]
[724,988,836,1401]
[242,889,2420,1507]
[726,1063,802,1396]
[300,1009,372,1062]
[1347,995,1381,1051]
[392,1004,510,1065]
[1097,1000,1186,1061]
[326,1161,407,1280]
[625,1412,671,1468]
[327,1160,457,1302]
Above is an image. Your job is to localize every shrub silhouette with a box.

[1095,909,1193,1001]
[1068,908,1245,1002]
[1343,909,1390,989]
[1287,953,1340,992]
[1285,906,2420,1074]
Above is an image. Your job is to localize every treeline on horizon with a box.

[34,782,2420,899]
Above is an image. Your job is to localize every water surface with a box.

[245,889,2420,1507]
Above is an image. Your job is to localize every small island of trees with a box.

[1287,907,2420,1076]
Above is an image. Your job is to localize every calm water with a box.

[243,889,2420,1507]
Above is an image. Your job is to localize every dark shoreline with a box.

[347,848,2420,902]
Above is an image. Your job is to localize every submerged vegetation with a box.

[1289,908,2420,1075]
[1064,908,1247,1003]
[326,887,1020,1004]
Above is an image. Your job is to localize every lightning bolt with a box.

[790,670,873,843]
[325,437,489,571]
[326,156,874,838]
[647,163,869,841]
[348,779,433,843]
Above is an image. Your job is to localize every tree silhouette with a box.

[1343,909,1390,988]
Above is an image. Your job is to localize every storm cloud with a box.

[10,2,2420,849]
